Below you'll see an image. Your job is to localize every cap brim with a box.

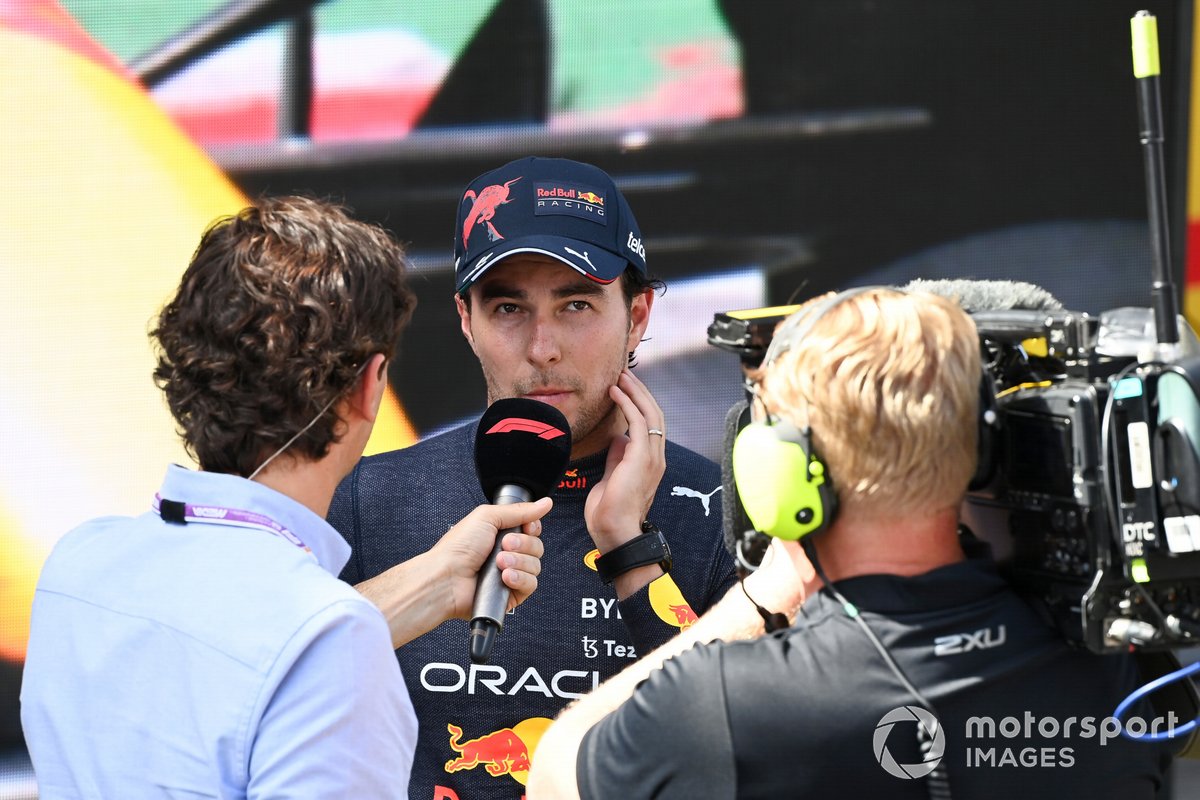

[456,235,629,293]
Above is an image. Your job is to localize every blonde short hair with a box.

[754,288,980,518]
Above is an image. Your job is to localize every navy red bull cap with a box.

[453,156,647,294]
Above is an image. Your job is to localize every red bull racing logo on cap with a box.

[534,182,606,223]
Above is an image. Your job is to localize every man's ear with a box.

[455,293,478,355]
[348,353,388,424]
[626,288,655,353]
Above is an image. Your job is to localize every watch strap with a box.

[595,521,673,585]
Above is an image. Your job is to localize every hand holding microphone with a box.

[423,501,549,627]
[471,398,572,663]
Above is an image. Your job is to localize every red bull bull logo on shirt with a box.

[558,468,587,490]
[445,723,529,777]
[648,573,698,630]
[443,717,552,787]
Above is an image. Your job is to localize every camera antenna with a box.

[1132,10,1181,350]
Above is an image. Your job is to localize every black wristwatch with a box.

[594,521,673,585]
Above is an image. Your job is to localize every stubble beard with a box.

[480,351,627,455]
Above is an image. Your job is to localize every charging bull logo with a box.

[558,468,587,490]
[668,602,699,627]
[462,178,520,247]
[444,718,552,786]
[648,573,698,629]
[445,723,529,777]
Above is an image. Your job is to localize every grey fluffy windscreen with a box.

[902,278,1064,312]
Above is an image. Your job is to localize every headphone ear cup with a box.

[970,373,1000,491]
[732,421,837,540]
[720,400,772,568]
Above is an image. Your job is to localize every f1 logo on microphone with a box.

[486,418,567,440]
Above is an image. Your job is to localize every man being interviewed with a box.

[328,157,736,799]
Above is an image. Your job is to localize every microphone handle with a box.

[469,483,531,663]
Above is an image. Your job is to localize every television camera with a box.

[964,302,1200,654]
[708,294,1200,656]
[708,10,1200,657]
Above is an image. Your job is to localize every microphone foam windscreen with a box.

[475,398,573,500]
[901,278,1064,312]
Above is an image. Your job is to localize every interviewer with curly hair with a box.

[153,195,416,479]
[20,196,551,798]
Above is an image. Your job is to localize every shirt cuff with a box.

[616,573,698,656]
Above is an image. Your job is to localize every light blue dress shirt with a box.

[21,465,417,799]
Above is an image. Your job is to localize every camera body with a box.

[966,308,1200,653]
[709,301,1200,654]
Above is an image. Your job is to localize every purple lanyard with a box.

[153,494,315,560]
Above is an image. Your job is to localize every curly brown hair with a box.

[152,196,416,477]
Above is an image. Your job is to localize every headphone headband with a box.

[761,286,891,369]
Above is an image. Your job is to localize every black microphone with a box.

[471,398,571,663]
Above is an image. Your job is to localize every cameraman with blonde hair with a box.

[529,288,1172,799]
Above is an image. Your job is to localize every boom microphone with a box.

[471,398,571,663]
